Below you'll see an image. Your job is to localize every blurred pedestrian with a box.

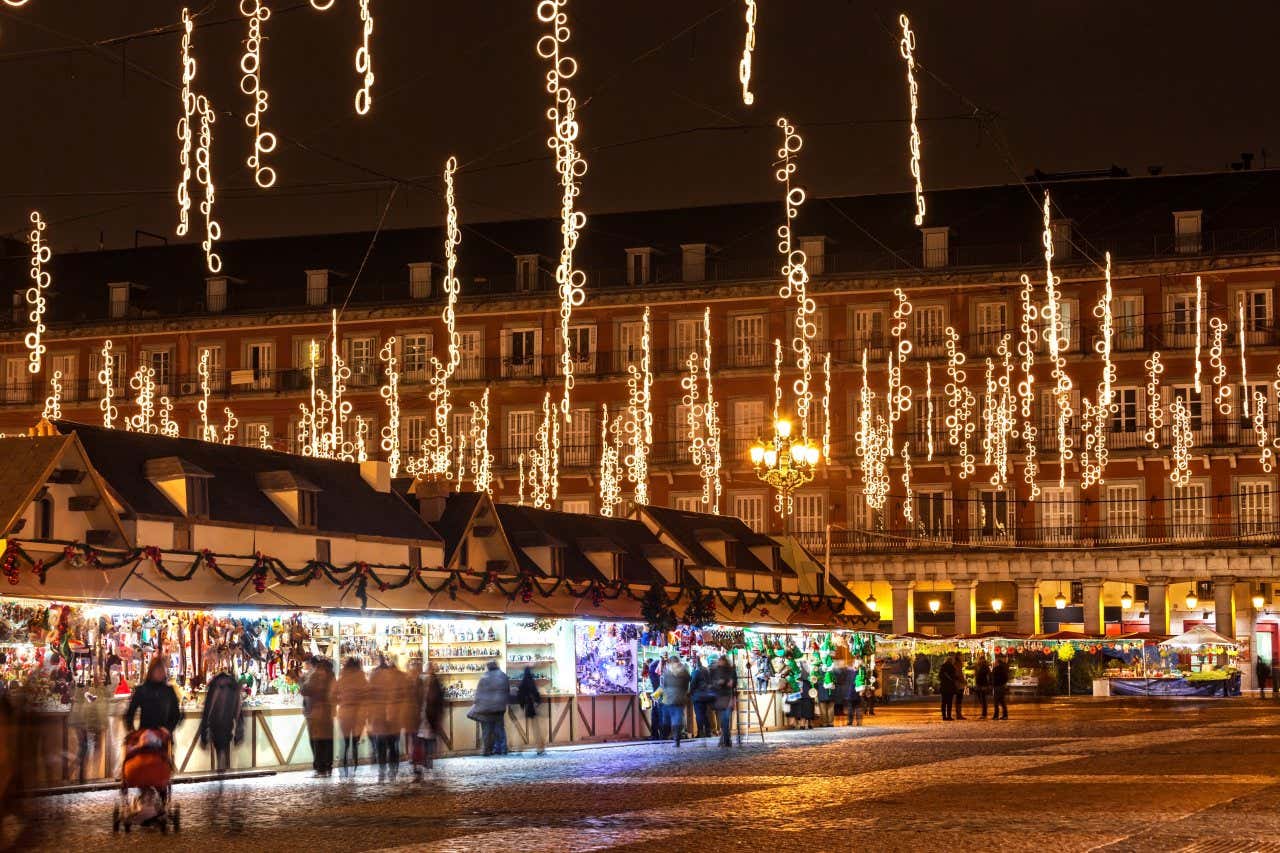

[790,662,816,730]
[470,660,510,756]
[414,663,444,775]
[125,657,182,734]
[516,666,545,755]
[67,675,109,784]
[846,659,865,726]
[301,657,336,777]
[992,655,1010,720]
[661,656,690,746]
[974,655,992,719]
[950,654,968,720]
[367,656,401,779]
[711,655,737,747]
[197,669,243,774]
[335,657,368,777]
[1256,657,1271,699]
[938,655,956,721]
[913,652,931,695]
[689,652,714,738]
[647,654,669,740]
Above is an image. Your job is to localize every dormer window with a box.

[1174,210,1203,254]
[921,227,949,269]
[799,236,827,275]
[680,243,712,282]
[1049,219,1073,259]
[408,262,436,299]
[143,457,213,519]
[256,470,322,529]
[625,248,655,285]
[306,269,330,306]
[516,255,541,291]
[109,281,134,319]
[205,276,228,313]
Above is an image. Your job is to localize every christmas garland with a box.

[1,539,856,617]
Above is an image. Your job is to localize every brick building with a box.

[4,167,1280,652]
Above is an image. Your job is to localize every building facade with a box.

[3,168,1280,655]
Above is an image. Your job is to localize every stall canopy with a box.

[1160,625,1239,649]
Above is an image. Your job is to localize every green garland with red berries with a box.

[0,539,854,619]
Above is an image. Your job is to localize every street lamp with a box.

[749,416,823,523]
[1120,588,1133,610]
[1054,585,1067,610]
[928,596,941,613]
[990,597,1004,614]
[865,587,879,612]
[1185,589,1198,609]
[1252,589,1267,610]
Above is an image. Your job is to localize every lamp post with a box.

[749,416,823,534]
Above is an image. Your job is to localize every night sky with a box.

[0,1,1276,252]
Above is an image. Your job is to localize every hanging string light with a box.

[517,453,526,506]
[925,361,935,461]
[888,288,913,436]
[470,389,493,494]
[176,8,196,237]
[702,307,723,513]
[772,337,783,427]
[1193,276,1203,394]
[1042,192,1073,487]
[738,0,757,105]
[775,117,816,434]
[1239,298,1250,419]
[223,407,239,445]
[258,424,271,450]
[528,391,558,509]
[1169,396,1192,488]
[856,350,891,512]
[598,403,623,517]
[822,352,832,464]
[325,310,354,461]
[624,307,653,506]
[354,0,374,115]
[538,0,588,422]
[379,336,401,477]
[455,432,467,491]
[943,327,976,478]
[901,443,914,523]
[98,341,118,429]
[898,13,925,226]
[1209,316,1231,415]
[982,335,1016,490]
[159,397,179,438]
[128,365,157,434]
[423,157,464,479]
[41,371,62,422]
[1144,351,1164,449]
[1254,390,1273,473]
[25,211,51,375]
[240,0,277,188]
[196,94,222,273]
[198,348,217,442]
[683,349,703,468]
[1084,252,1115,489]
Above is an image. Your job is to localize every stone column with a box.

[1146,576,1170,634]
[953,578,977,635]
[1015,578,1040,635]
[1213,576,1237,638]
[890,580,915,635]
[1081,578,1105,635]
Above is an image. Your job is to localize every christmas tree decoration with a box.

[25,211,51,376]
[240,0,277,188]
[642,583,677,634]
[738,0,757,105]
[899,13,925,225]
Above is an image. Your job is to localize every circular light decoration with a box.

[1185,590,1198,610]
[98,340,118,429]
[223,406,239,445]
[738,0,757,105]
[1144,351,1164,449]
[240,0,277,188]
[469,388,494,495]
[1041,191,1074,489]
[159,396,179,437]
[990,597,1003,614]
[598,402,623,517]
[25,211,51,375]
[41,370,62,422]
[927,597,941,614]
[775,117,815,435]
[865,592,878,613]
[1054,590,1067,610]
[355,0,375,115]
[195,94,222,273]
[1120,589,1133,610]
[176,8,196,237]
[702,307,724,513]
[379,336,401,476]
[623,307,653,506]
[898,13,925,225]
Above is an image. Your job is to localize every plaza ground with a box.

[9,698,1280,852]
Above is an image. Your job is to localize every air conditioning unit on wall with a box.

[179,381,197,396]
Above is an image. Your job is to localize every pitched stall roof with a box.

[492,503,668,585]
[55,422,440,543]
[640,504,792,577]
[0,434,74,536]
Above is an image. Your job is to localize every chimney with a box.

[413,477,448,524]
[360,460,390,493]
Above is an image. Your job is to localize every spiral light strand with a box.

[738,0,757,105]
[240,0,277,188]
[775,117,815,434]
[159,397,179,437]
[176,8,196,236]
[41,370,62,422]
[25,211,50,375]
[98,341,117,429]
[470,388,493,494]
[379,337,401,477]
[598,403,622,517]
[196,94,222,273]
[624,307,653,506]
[899,13,925,226]
[223,407,239,445]
[354,0,374,115]
[1144,351,1164,449]
[702,307,723,513]
[128,365,157,434]
[1209,316,1231,415]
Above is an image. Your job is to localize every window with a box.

[1111,387,1140,434]
[1171,386,1204,432]
[503,329,540,378]
[913,490,950,538]
[240,419,272,448]
[973,489,1012,540]
[516,255,540,291]
[731,314,767,367]
[1041,486,1075,542]
[563,407,593,466]
[1168,292,1197,346]
[506,409,537,464]
[800,236,826,275]
[1239,482,1273,536]
[306,270,329,305]
[197,344,224,391]
[49,354,77,402]
[794,493,826,535]
[1240,382,1270,429]
[910,395,947,454]
[976,302,1008,351]
[673,317,705,368]
[1116,294,1144,350]
[618,320,645,373]
[562,325,596,373]
[1170,483,1207,540]
[914,305,945,355]
[206,277,228,313]
[344,336,377,385]
[246,342,274,390]
[1241,289,1273,336]
[561,498,592,515]
[457,330,482,380]
[626,249,652,285]
[732,494,766,533]
[109,283,130,318]
[409,263,433,299]
[400,415,427,454]
[140,348,171,395]
[4,358,29,404]
[673,494,703,512]
[852,308,885,356]
[732,400,766,456]
[402,333,431,382]
[921,227,949,268]
[1106,484,1142,541]
[850,492,886,532]
[1050,219,1072,259]
[1173,210,1202,254]
[89,349,127,399]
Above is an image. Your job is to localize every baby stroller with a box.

[112,728,180,834]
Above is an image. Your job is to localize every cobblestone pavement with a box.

[7,699,1280,852]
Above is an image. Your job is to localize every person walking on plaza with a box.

[470,659,511,757]
[937,655,956,721]
[336,657,368,776]
[974,655,992,720]
[67,675,109,784]
[414,663,445,774]
[689,652,713,738]
[913,652,931,695]
[711,655,737,747]
[791,663,817,730]
[1256,658,1271,698]
[950,653,968,720]
[197,669,243,774]
[301,657,336,777]
[647,654,669,740]
[367,656,402,779]
[126,658,183,734]
[845,659,865,726]
[992,655,1010,720]
[516,666,546,755]
[661,656,690,746]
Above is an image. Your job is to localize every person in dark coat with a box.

[516,667,546,755]
[469,660,510,756]
[789,664,816,729]
[688,652,713,738]
[913,653,931,695]
[974,655,992,719]
[950,654,968,720]
[660,657,691,746]
[126,657,182,733]
[647,654,669,741]
[845,660,865,726]
[711,655,737,747]
[198,670,243,773]
[937,655,956,721]
[1256,658,1271,699]
[301,657,336,776]
[416,664,445,772]
[992,655,1010,720]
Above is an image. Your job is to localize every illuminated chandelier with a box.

[749,416,822,521]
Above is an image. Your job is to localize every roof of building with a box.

[493,503,669,586]
[53,421,440,543]
[0,434,73,536]
[6,169,1280,326]
[640,504,791,577]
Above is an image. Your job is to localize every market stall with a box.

[1093,626,1242,697]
